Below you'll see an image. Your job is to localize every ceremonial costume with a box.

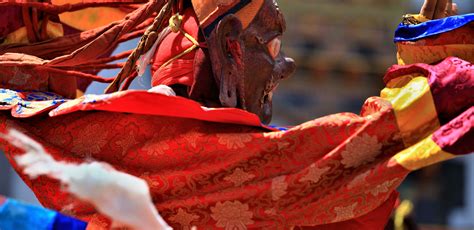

[0,1,472,229]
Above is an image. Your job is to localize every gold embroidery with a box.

[272,176,288,201]
[181,130,204,148]
[115,134,138,156]
[71,124,107,156]
[141,130,172,156]
[140,172,160,188]
[224,168,256,186]
[368,179,399,196]
[142,141,170,156]
[263,132,290,150]
[341,133,382,168]
[333,203,358,222]
[217,134,252,149]
[264,208,277,216]
[211,201,254,230]
[169,208,199,229]
[347,170,370,189]
[299,164,330,184]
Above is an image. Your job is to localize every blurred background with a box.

[1,0,473,229]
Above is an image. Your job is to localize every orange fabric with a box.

[192,0,239,28]
[0,1,161,97]
[2,20,64,45]
[51,0,137,31]
[191,0,264,30]
[234,0,264,29]
[1,1,158,60]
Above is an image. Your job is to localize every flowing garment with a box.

[0,2,473,229]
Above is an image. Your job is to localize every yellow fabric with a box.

[381,75,439,146]
[412,14,430,23]
[394,200,414,230]
[397,44,474,65]
[2,21,64,45]
[392,135,455,171]
[402,14,430,24]
[52,0,129,31]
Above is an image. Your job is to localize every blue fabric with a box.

[0,199,55,230]
[394,13,474,42]
[0,198,87,230]
[267,125,289,131]
[52,212,88,230]
[0,88,65,116]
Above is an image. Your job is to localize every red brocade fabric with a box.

[0,57,472,229]
[298,191,399,230]
[0,96,407,229]
[0,2,473,228]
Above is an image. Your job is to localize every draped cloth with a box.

[395,13,474,65]
[0,2,473,229]
[0,56,472,229]
[0,1,157,97]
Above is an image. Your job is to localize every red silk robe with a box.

[0,1,473,228]
[0,56,472,229]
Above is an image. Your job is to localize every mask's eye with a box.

[267,37,281,59]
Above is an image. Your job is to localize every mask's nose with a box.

[278,56,296,80]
